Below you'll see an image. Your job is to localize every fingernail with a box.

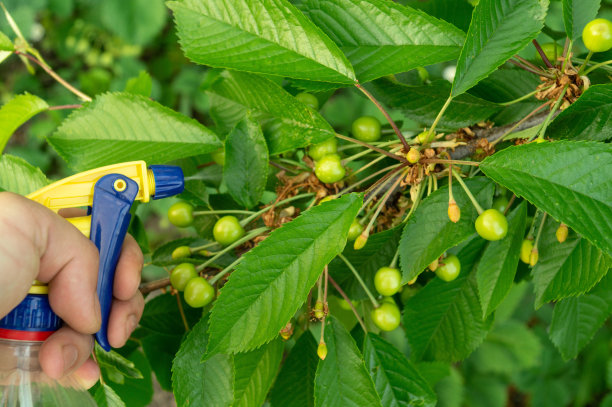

[62,345,78,375]
[126,314,138,338]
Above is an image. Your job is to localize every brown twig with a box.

[139,278,170,295]
[509,58,554,79]
[532,40,554,69]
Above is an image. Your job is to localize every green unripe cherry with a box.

[374,267,402,296]
[352,116,382,142]
[583,18,612,53]
[184,277,215,308]
[170,263,198,291]
[371,301,401,331]
[314,154,345,184]
[213,215,245,246]
[168,202,195,228]
[475,209,508,241]
[172,246,192,260]
[347,219,363,241]
[295,92,319,110]
[211,149,225,166]
[435,255,461,282]
[309,138,337,161]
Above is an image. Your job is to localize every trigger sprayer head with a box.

[148,165,185,199]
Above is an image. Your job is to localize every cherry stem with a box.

[428,95,453,139]
[508,58,554,79]
[422,158,479,167]
[193,209,255,216]
[532,40,554,68]
[337,163,401,196]
[337,253,379,308]
[241,192,314,226]
[209,256,243,285]
[328,274,367,332]
[48,104,82,110]
[195,227,268,272]
[491,102,549,146]
[499,85,552,106]
[355,83,409,151]
[452,170,484,214]
[583,59,612,75]
[503,194,516,216]
[578,50,594,75]
[389,249,400,269]
[189,241,220,253]
[362,167,406,212]
[534,84,568,141]
[561,39,574,72]
[401,176,425,224]
[363,171,405,237]
[176,293,190,332]
[15,51,92,101]
[342,140,398,165]
[448,165,455,202]
[335,133,405,162]
[533,212,548,251]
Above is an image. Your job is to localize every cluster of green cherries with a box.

[166,201,246,308]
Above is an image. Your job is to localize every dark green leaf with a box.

[141,333,182,391]
[101,0,167,46]
[403,238,493,362]
[105,350,153,407]
[207,70,336,154]
[270,332,319,407]
[548,84,612,141]
[314,317,383,407]
[128,215,150,254]
[562,0,601,40]
[365,78,499,131]
[549,275,612,360]
[0,93,48,153]
[95,344,143,380]
[533,217,611,307]
[480,141,612,256]
[206,193,362,356]
[151,237,213,266]
[124,71,153,97]
[402,0,474,32]
[232,338,284,407]
[140,292,203,335]
[172,315,234,407]
[297,0,465,82]
[0,154,48,195]
[476,201,527,317]
[168,0,356,84]
[224,116,269,208]
[452,0,549,96]
[329,227,402,301]
[49,92,221,171]
[94,383,126,407]
[399,177,494,282]
[364,333,437,407]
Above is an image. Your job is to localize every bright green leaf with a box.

[476,201,527,318]
[49,92,221,171]
[297,0,465,82]
[403,238,493,362]
[315,317,383,407]
[95,344,143,380]
[140,292,203,336]
[399,177,494,282]
[233,338,284,407]
[364,333,437,407]
[452,0,549,96]
[207,70,335,154]
[548,84,612,142]
[224,116,269,208]
[0,154,48,195]
[365,78,500,131]
[270,332,319,407]
[101,0,167,46]
[403,0,474,31]
[94,383,126,407]
[480,141,612,256]
[172,315,234,407]
[549,275,612,360]
[0,31,12,50]
[562,0,601,40]
[206,193,362,356]
[124,71,153,97]
[0,93,48,153]
[532,217,611,307]
[168,0,356,84]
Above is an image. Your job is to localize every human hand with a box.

[0,192,144,388]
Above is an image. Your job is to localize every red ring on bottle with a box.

[0,328,54,341]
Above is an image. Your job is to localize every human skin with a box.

[0,192,144,388]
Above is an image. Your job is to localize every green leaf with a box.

[364,333,437,407]
[101,0,167,46]
[48,92,221,171]
[562,0,601,40]
[269,332,319,407]
[364,78,499,131]
[532,217,611,307]
[105,350,153,407]
[224,116,269,208]
[549,275,612,360]
[0,31,12,50]
[403,237,493,362]
[403,0,474,31]
[314,317,383,407]
[94,383,126,407]
[548,84,612,142]
[208,70,336,154]
[329,227,402,301]
[140,292,203,336]
[172,315,234,407]
[399,177,494,282]
[141,333,182,391]
[0,154,48,195]
[480,141,612,256]
[297,0,465,82]
[452,0,549,96]
[0,93,48,153]
[206,193,362,356]
[232,338,284,407]
[467,320,542,374]
[168,0,356,84]
[476,201,527,318]
[124,71,153,97]
[95,344,144,380]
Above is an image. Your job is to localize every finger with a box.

[72,358,100,389]
[113,234,143,301]
[39,326,94,380]
[107,292,144,348]
[0,193,101,335]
